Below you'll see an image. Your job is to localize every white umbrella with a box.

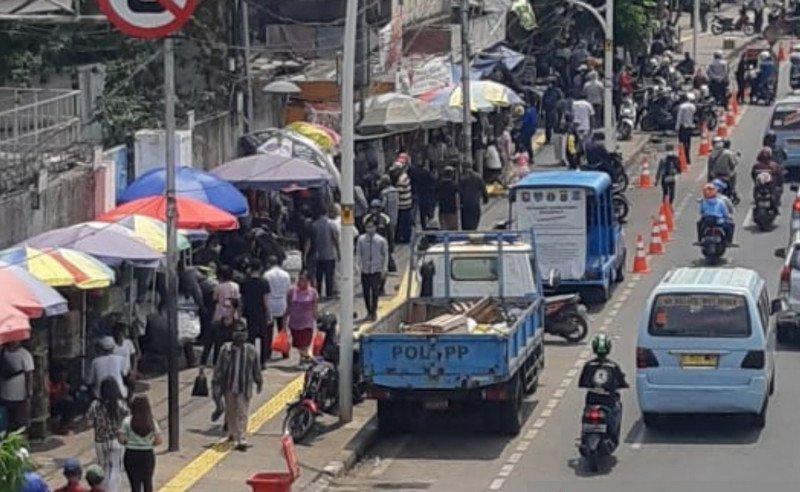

[357,93,444,135]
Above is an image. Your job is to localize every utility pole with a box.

[339,0,358,424]
[163,37,180,452]
[568,0,614,146]
[460,0,473,171]
[241,0,254,132]
[693,0,699,64]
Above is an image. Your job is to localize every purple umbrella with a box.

[211,154,335,192]
[21,222,163,267]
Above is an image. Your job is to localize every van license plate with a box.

[423,399,448,410]
[680,354,718,368]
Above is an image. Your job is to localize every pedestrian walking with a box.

[356,221,389,321]
[0,341,34,432]
[410,161,436,230]
[393,162,413,244]
[379,175,399,233]
[753,0,764,32]
[87,337,129,400]
[241,259,272,368]
[213,322,262,450]
[675,93,696,165]
[264,256,291,342]
[583,72,604,128]
[54,459,88,492]
[518,104,539,161]
[364,200,396,276]
[86,378,128,492]
[286,271,319,365]
[310,212,340,299]
[542,79,563,144]
[436,166,460,230]
[112,323,138,381]
[655,145,682,204]
[565,119,583,170]
[119,395,161,492]
[200,266,239,366]
[458,167,489,231]
[736,56,748,104]
[707,51,729,109]
[571,94,594,139]
[553,94,572,166]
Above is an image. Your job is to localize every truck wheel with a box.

[377,401,404,435]
[488,375,523,435]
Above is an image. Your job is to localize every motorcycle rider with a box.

[707,51,729,109]
[711,178,735,216]
[578,334,628,449]
[751,147,783,211]
[763,130,787,164]
[676,51,696,77]
[675,93,696,165]
[707,136,738,201]
[698,183,734,244]
[584,131,612,174]
[754,50,776,101]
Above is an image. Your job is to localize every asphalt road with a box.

[326,41,797,492]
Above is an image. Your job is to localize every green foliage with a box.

[614,0,657,56]
[0,430,35,492]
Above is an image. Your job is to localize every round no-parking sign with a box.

[98,0,198,39]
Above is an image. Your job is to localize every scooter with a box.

[617,96,636,141]
[578,373,625,472]
[752,183,778,231]
[710,13,756,36]
[282,313,364,442]
[544,293,589,343]
[696,216,730,264]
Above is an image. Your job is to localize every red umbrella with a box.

[0,302,31,344]
[99,196,239,231]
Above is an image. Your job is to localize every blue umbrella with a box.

[119,166,249,217]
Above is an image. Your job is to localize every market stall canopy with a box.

[0,303,31,345]
[356,92,444,135]
[240,128,341,186]
[119,166,249,217]
[262,80,302,94]
[0,247,115,290]
[97,215,191,253]
[470,44,525,79]
[0,261,68,318]
[418,85,486,117]
[22,222,164,267]
[449,80,524,112]
[99,197,239,232]
[285,121,340,152]
[212,154,335,192]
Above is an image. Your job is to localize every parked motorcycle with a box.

[639,93,678,132]
[752,183,778,231]
[282,313,364,442]
[544,293,589,343]
[583,151,629,192]
[710,13,755,36]
[617,96,636,141]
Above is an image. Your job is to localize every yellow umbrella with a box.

[0,246,115,290]
[98,214,190,253]
[285,121,339,151]
[448,80,524,112]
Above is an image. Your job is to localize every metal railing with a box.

[0,87,84,193]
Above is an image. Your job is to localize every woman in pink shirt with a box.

[286,271,319,365]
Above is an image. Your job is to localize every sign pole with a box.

[164,36,180,452]
[460,0,472,172]
[339,0,358,424]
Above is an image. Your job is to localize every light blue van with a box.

[766,93,800,170]
[636,267,778,428]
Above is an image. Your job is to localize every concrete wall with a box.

[0,168,96,249]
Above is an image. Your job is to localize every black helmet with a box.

[763,130,777,147]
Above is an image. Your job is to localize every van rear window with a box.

[771,104,800,129]
[649,294,750,338]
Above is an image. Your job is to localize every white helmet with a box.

[700,85,710,98]
[759,50,772,62]
[756,171,773,186]
[685,92,696,102]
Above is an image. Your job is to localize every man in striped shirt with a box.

[392,159,414,244]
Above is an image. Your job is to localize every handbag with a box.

[191,370,209,397]
[272,329,291,359]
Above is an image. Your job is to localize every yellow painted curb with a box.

[159,376,305,492]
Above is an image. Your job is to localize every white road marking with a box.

[546,398,559,408]
[498,464,515,477]
[525,429,539,440]
[630,424,646,450]
[608,309,619,317]
[613,301,623,309]
[573,358,585,368]
[560,378,572,387]
[507,453,523,464]
[532,418,547,428]
[540,409,553,417]
[566,368,578,377]
[516,440,531,452]
[554,389,566,398]
[742,208,753,228]
[489,478,505,490]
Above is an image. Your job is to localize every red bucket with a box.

[246,472,294,492]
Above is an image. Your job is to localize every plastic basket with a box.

[246,472,294,492]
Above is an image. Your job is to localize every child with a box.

[85,465,105,492]
[54,459,88,492]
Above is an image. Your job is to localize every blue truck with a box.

[359,231,548,435]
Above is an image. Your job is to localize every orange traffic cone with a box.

[638,158,653,188]
[661,197,675,232]
[779,42,787,62]
[659,212,671,242]
[717,119,729,138]
[648,218,665,255]
[698,122,711,156]
[731,95,740,117]
[678,145,688,173]
[725,110,736,127]
[631,234,651,274]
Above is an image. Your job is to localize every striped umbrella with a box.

[98,214,190,253]
[0,246,115,290]
[0,302,32,344]
[0,261,67,317]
